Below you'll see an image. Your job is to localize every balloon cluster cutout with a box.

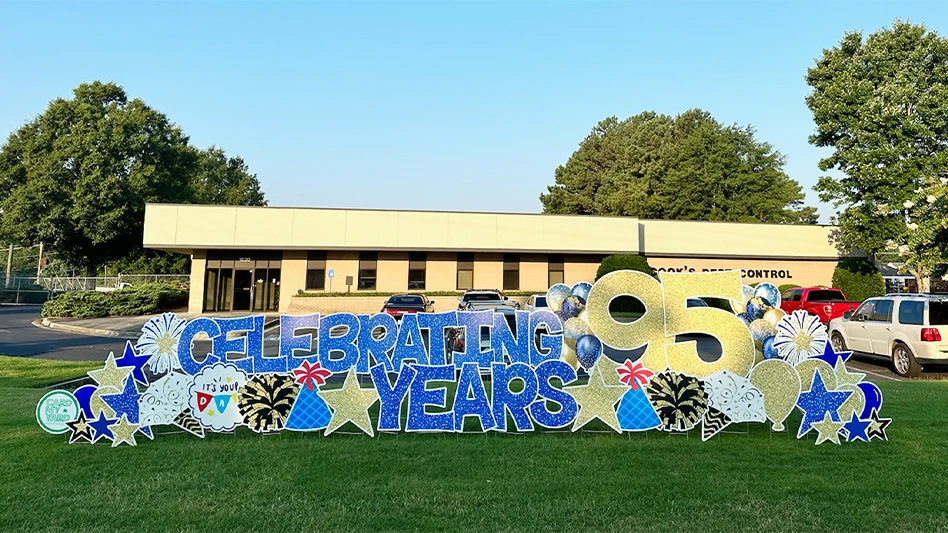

[36,274,891,447]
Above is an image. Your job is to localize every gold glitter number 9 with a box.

[660,271,755,378]
[586,270,668,372]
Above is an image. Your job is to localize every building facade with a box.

[143,204,848,314]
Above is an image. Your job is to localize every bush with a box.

[778,283,800,293]
[832,258,885,302]
[596,254,652,281]
[42,282,188,318]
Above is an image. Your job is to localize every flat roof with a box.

[143,204,843,260]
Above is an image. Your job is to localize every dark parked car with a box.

[381,294,434,320]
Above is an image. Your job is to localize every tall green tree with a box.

[807,20,948,291]
[0,82,268,277]
[540,109,817,224]
[191,146,266,206]
[0,82,194,277]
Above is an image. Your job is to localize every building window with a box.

[306,251,326,291]
[408,252,426,290]
[358,252,377,291]
[548,254,564,287]
[457,252,474,290]
[503,253,520,291]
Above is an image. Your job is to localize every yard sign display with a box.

[36,271,891,446]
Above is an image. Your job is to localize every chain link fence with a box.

[1,274,190,304]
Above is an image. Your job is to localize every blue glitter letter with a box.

[211,316,257,374]
[491,362,538,432]
[406,364,455,432]
[455,311,494,368]
[491,311,530,365]
[530,310,563,366]
[279,313,320,366]
[392,313,428,371]
[418,311,458,366]
[318,313,360,373]
[371,363,417,432]
[529,360,578,429]
[453,362,495,431]
[178,317,221,375]
[358,313,398,372]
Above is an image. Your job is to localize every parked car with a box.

[781,287,859,324]
[828,294,948,377]
[525,294,548,311]
[381,294,434,320]
[457,289,521,312]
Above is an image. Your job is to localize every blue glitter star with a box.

[796,372,851,438]
[89,411,117,443]
[115,340,152,386]
[811,341,852,368]
[102,375,153,439]
[842,412,871,443]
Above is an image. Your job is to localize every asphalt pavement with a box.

[0,305,129,361]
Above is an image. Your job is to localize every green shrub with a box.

[596,254,652,281]
[832,258,885,302]
[41,282,188,318]
[778,283,800,293]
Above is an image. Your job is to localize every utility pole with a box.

[36,242,44,278]
[4,244,12,288]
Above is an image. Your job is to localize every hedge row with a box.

[41,282,188,318]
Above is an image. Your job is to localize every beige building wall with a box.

[377,252,409,292]
[564,255,600,286]
[326,251,360,293]
[426,252,457,291]
[188,251,207,314]
[279,250,307,313]
[647,257,837,287]
[520,254,548,292]
[474,253,503,290]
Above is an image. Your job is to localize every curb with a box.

[36,318,122,338]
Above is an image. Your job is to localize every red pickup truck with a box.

[780,287,859,324]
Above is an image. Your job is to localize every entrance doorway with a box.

[203,251,282,312]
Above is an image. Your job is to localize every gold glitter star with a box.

[88,353,132,391]
[318,368,379,437]
[834,360,866,386]
[596,357,625,387]
[812,412,844,445]
[566,359,627,433]
[110,414,140,447]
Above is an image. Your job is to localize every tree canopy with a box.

[807,20,948,290]
[540,109,817,224]
[0,81,266,276]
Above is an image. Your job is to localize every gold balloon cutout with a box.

[837,384,866,421]
[763,308,787,327]
[586,270,668,372]
[661,271,755,378]
[749,359,801,431]
[561,339,578,370]
[795,359,837,391]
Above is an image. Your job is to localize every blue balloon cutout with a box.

[570,282,592,302]
[73,384,97,418]
[562,295,585,318]
[575,335,603,370]
[737,312,754,326]
[857,382,883,418]
[553,310,570,325]
[762,335,778,359]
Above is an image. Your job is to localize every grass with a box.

[1,358,947,531]
[0,356,101,388]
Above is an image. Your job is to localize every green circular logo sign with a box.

[36,390,80,434]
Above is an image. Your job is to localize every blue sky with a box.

[1,1,945,222]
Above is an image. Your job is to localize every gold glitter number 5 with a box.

[660,271,755,378]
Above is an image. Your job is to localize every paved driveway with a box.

[0,305,128,361]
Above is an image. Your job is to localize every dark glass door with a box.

[233,269,253,311]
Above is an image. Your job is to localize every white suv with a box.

[827,294,948,377]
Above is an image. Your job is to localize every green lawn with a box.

[0,356,101,388]
[1,357,947,532]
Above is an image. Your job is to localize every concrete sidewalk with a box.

[37,311,281,338]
